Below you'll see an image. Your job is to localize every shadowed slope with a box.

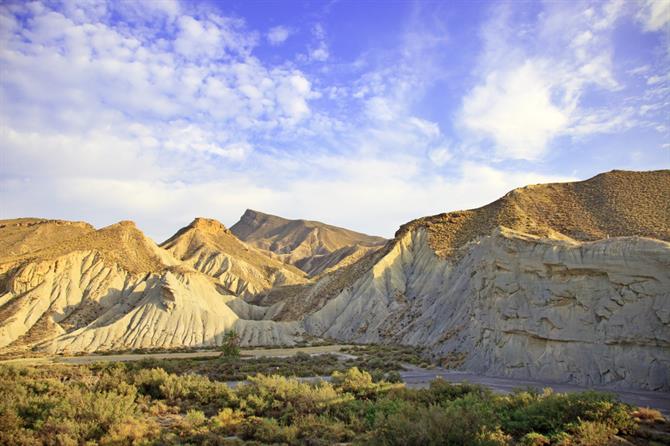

[231,209,386,275]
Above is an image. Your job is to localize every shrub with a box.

[571,420,616,446]
[221,330,241,358]
[331,367,377,397]
[384,371,402,383]
[213,407,246,435]
[520,432,550,446]
[632,407,664,422]
[239,417,298,443]
[238,374,342,419]
[368,394,505,446]
[501,390,635,437]
[294,414,354,445]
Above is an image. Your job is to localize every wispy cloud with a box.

[0,0,667,240]
[267,25,291,45]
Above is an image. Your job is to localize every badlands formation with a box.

[0,170,668,390]
[231,209,386,276]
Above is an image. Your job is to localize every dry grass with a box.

[633,407,665,422]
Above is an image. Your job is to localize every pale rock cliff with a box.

[306,227,670,390]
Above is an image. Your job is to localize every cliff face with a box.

[305,227,670,389]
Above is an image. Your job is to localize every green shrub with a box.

[221,330,241,358]
[368,394,505,446]
[501,390,635,437]
[331,367,377,397]
[239,417,298,443]
[238,374,342,419]
[294,414,354,445]
[571,420,616,446]
[212,407,246,435]
[520,432,550,446]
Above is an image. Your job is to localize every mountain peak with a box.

[188,217,230,234]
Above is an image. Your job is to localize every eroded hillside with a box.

[303,170,670,390]
[230,209,386,276]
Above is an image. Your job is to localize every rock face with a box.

[0,170,668,390]
[305,227,670,390]
[302,170,670,390]
[0,219,302,353]
[230,209,386,276]
[161,218,307,298]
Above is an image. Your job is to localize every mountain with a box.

[0,170,668,390]
[161,218,308,297]
[302,170,670,390]
[230,209,386,276]
[0,219,301,354]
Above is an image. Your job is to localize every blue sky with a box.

[1,0,668,241]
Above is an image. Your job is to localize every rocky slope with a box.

[303,170,670,390]
[230,209,386,276]
[0,219,302,353]
[0,170,667,390]
[161,218,307,298]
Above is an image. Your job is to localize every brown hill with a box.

[0,218,95,259]
[398,169,670,258]
[0,219,172,274]
[161,217,308,296]
[230,209,386,275]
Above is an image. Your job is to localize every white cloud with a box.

[429,147,453,166]
[267,25,290,45]
[459,0,631,160]
[636,0,670,31]
[461,62,569,160]
[308,23,329,61]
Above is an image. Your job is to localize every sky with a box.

[0,0,669,242]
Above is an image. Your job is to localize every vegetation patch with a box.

[1,361,666,445]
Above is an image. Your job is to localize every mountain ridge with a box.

[231,209,386,276]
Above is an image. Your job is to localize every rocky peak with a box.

[188,217,230,234]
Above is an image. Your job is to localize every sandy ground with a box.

[2,347,667,415]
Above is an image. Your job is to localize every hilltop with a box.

[161,217,308,296]
[231,209,386,276]
[398,169,670,258]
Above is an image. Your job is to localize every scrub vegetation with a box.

[1,360,667,446]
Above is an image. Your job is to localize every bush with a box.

[571,420,616,446]
[294,414,354,445]
[632,407,664,422]
[520,432,550,446]
[239,417,298,443]
[501,390,635,437]
[331,367,377,397]
[238,374,342,419]
[213,407,246,435]
[133,368,235,412]
[221,330,241,358]
[368,394,505,446]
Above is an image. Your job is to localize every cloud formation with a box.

[1,0,668,241]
